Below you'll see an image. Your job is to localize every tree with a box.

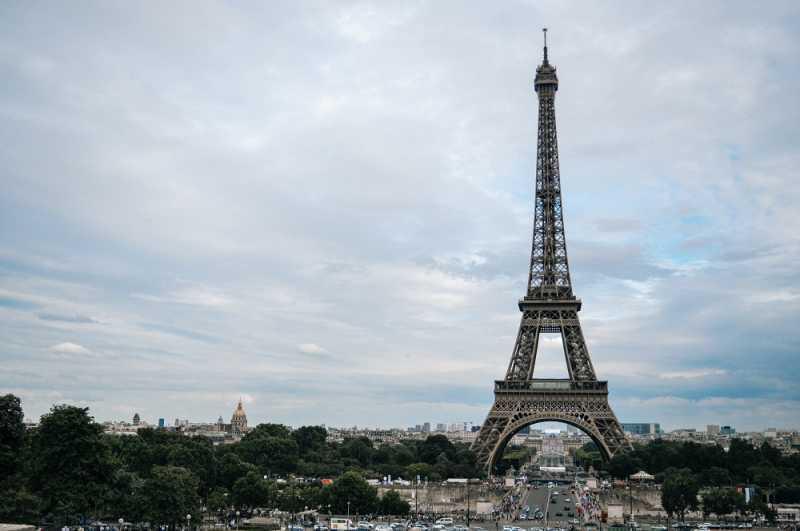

[140,466,201,528]
[324,471,378,515]
[0,487,40,523]
[418,435,455,465]
[774,485,800,504]
[405,463,434,482]
[29,405,114,523]
[702,488,742,520]
[339,437,374,467]
[0,394,25,479]
[293,426,328,455]
[748,498,776,525]
[662,468,699,522]
[605,453,640,480]
[379,490,410,516]
[232,472,273,510]
[207,488,230,514]
[219,452,258,490]
[103,468,146,524]
[238,428,299,475]
[703,467,732,487]
[747,464,785,488]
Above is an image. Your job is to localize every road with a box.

[521,484,577,527]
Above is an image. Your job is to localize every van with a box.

[331,519,354,531]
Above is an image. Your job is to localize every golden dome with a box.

[231,399,247,419]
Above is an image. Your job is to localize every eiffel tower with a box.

[472,30,630,472]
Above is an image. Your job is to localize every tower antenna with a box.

[543,27,548,63]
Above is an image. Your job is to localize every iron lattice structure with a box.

[472,32,630,472]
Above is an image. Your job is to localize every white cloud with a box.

[49,342,91,355]
[298,343,327,355]
[659,369,728,380]
[132,285,232,307]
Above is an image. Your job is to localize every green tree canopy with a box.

[140,466,201,528]
[662,468,700,522]
[702,487,743,519]
[379,490,410,516]
[293,426,328,455]
[232,471,273,510]
[0,394,25,479]
[322,471,378,515]
[29,404,114,523]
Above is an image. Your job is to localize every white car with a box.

[435,520,453,527]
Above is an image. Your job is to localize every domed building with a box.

[230,399,248,435]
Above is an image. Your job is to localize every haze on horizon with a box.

[1,1,799,432]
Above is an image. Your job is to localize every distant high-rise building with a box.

[707,424,720,435]
[422,422,431,433]
[132,412,140,426]
[230,399,248,435]
[621,423,661,435]
[436,423,447,432]
[720,425,736,435]
[158,418,165,428]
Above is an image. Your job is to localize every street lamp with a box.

[186,513,192,531]
[118,517,124,531]
[236,510,241,531]
[347,501,351,529]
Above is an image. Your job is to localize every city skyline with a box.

[2,2,800,432]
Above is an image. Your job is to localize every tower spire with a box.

[543,27,548,64]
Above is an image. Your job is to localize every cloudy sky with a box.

[1,1,799,432]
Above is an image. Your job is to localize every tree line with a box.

[576,438,800,523]
[0,395,481,527]
[593,438,800,493]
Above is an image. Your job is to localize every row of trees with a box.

[660,469,775,523]
[0,395,479,526]
[573,440,795,524]
[577,438,800,494]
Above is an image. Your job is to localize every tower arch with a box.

[486,415,612,473]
